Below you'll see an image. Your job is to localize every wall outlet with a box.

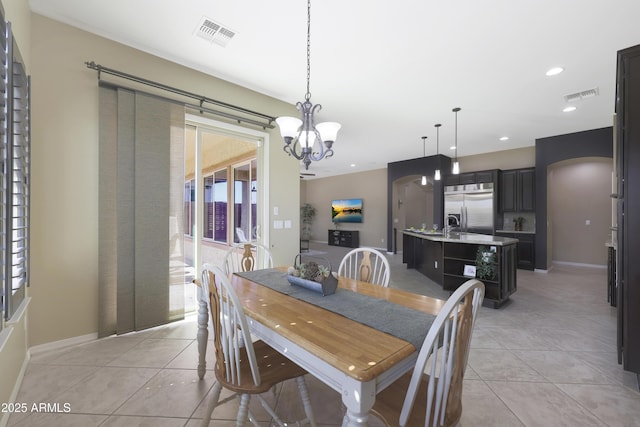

[585,219,591,225]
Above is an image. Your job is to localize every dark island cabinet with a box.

[442,241,516,308]
[500,168,535,213]
[403,233,443,284]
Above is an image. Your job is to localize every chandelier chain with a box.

[305,0,312,101]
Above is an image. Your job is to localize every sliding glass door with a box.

[183,116,268,311]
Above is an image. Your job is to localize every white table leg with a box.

[341,378,376,427]
[196,285,209,380]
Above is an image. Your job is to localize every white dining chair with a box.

[223,242,274,275]
[338,247,391,287]
[368,279,485,427]
[199,264,317,427]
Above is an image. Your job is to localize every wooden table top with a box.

[229,268,446,382]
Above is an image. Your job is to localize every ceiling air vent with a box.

[564,87,599,103]
[195,17,236,47]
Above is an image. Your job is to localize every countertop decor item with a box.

[475,246,497,280]
[275,0,341,170]
[287,254,338,296]
[513,216,525,231]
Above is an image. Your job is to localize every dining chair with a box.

[368,279,485,427]
[235,227,249,243]
[338,247,391,287]
[224,242,274,275]
[199,263,317,427]
[196,242,274,380]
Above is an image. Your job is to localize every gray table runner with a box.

[236,268,435,349]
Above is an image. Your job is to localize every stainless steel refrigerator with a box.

[444,183,495,234]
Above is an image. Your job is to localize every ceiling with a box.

[30,0,640,179]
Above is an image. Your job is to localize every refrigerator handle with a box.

[462,206,467,232]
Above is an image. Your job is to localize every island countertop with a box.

[402,230,519,246]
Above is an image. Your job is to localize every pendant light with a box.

[421,136,428,185]
[275,0,341,170]
[434,123,442,181]
[452,107,461,175]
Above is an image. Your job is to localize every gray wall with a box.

[301,168,388,249]
[535,127,613,269]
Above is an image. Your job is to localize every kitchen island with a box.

[403,230,518,308]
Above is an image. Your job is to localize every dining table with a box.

[196,267,446,426]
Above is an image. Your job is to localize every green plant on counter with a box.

[513,216,525,231]
[475,246,497,280]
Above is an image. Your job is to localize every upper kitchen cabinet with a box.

[444,169,498,186]
[500,168,535,212]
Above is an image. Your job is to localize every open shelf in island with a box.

[403,230,518,308]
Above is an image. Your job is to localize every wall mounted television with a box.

[331,198,363,223]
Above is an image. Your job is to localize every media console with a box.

[328,230,359,248]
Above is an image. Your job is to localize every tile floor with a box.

[7,243,640,426]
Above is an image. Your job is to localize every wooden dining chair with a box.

[196,242,273,380]
[369,279,485,427]
[338,247,391,287]
[224,242,274,275]
[199,263,317,427]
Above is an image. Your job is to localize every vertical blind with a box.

[1,16,30,324]
[98,83,185,336]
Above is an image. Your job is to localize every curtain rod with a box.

[86,61,276,129]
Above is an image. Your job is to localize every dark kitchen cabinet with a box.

[500,168,535,213]
[444,170,498,187]
[495,232,535,271]
[616,44,640,377]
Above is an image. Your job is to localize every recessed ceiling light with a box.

[546,67,564,76]
[449,146,456,150]
[563,106,577,112]
[350,163,356,167]
[499,136,509,141]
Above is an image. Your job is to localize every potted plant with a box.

[300,203,316,240]
[475,246,497,280]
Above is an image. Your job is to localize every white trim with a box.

[185,113,270,268]
[6,297,30,325]
[552,260,607,269]
[28,333,98,357]
[0,327,13,353]
[0,351,29,427]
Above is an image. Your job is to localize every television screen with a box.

[331,198,363,223]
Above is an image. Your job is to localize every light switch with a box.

[273,220,283,229]
[273,206,279,216]
[585,219,591,225]
[284,220,292,229]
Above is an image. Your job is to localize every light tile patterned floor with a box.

[7,243,640,426]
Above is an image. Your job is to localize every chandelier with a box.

[275,0,341,170]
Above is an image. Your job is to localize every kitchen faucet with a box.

[446,214,460,232]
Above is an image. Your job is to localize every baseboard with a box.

[28,332,98,357]
[0,350,30,427]
[552,260,607,269]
